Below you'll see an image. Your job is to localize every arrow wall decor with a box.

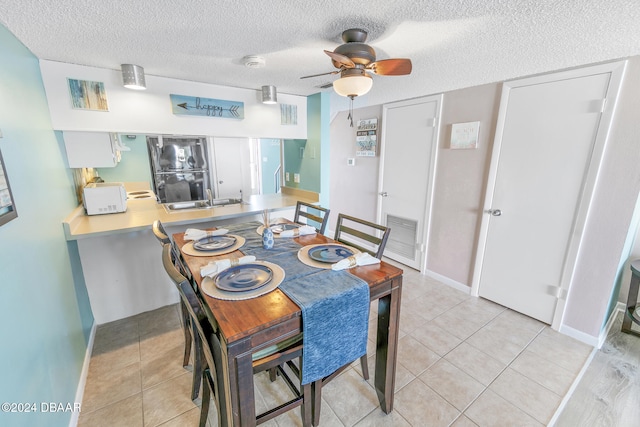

[169,94,244,119]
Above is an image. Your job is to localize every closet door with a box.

[475,61,626,325]
[378,95,442,270]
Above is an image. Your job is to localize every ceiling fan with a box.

[301,28,412,125]
[301,28,412,97]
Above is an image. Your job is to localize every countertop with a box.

[63,191,317,240]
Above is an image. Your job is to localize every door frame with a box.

[377,94,443,272]
[471,60,627,329]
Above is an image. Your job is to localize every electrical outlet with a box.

[294,173,300,183]
[285,172,290,181]
[347,158,355,166]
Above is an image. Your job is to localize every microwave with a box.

[83,182,127,215]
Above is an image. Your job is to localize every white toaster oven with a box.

[83,182,127,215]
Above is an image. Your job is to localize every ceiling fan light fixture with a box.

[333,73,373,97]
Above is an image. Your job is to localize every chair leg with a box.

[360,354,369,381]
[179,301,192,367]
[191,327,203,401]
[199,370,211,427]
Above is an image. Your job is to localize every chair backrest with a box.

[294,201,330,234]
[334,213,391,259]
[161,243,228,425]
[152,220,171,245]
[154,220,191,279]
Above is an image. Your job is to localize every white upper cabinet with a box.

[63,131,121,168]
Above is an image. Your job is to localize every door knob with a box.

[486,209,502,216]
[379,192,388,197]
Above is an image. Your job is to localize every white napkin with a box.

[184,228,229,241]
[200,255,256,278]
[280,225,316,238]
[331,252,380,271]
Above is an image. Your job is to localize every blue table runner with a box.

[226,222,369,384]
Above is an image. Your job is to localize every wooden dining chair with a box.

[334,213,391,260]
[333,213,391,382]
[153,219,200,400]
[161,243,315,426]
[294,201,330,234]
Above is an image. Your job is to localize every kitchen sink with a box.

[163,198,245,212]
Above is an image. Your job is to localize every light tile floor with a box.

[78,263,595,426]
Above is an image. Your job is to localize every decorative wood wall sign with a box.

[356,118,378,157]
[169,94,244,119]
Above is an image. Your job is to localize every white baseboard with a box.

[69,322,96,427]
[558,302,624,348]
[422,269,471,295]
[548,303,624,426]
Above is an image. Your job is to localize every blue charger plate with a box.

[308,245,354,263]
[193,235,237,251]
[214,263,273,292]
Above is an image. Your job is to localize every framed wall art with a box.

[0,149,18,226]
[67,78,109,111]
[450,121,480,149]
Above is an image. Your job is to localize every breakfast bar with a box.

[63,188,319,324]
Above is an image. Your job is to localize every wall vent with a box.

[386,215,417,259]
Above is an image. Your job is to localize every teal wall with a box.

[314,93,331,208]
[259,139,281,194]
[282,92,330,198]
[0,24,93,427]
[96,134,153,185]
[282,138,308,190]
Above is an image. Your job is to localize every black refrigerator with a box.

[146,135,212,203]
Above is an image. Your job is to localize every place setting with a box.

[199,255,285,300]
[181,227,246,257]
[297,243,381,270]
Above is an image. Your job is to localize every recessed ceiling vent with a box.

[243,55,266,68]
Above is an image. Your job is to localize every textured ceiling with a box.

[1,1,639,112]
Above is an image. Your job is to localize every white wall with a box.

[39,60,307,139]
[328,105,382,235]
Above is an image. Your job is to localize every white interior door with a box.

[378,95,442,270]
[475,61,626,325]
[211,137,253,198]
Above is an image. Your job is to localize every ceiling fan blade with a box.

[368,58,413,75]
[324,50,355,68]
[300,69,341,79]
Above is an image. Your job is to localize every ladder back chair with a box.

[161,243,315,426]
[332,213,391,382]
[293,201,330,234]
[153,219,200,400]
[334,213,391,259]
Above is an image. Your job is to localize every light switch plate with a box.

[294,173,300,183]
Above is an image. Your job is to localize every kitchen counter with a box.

[63,190,318,240]
[66,188,321,324]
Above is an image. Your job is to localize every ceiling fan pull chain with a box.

[348,95,354,127]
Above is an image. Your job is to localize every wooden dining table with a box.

[173,222,403,426]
